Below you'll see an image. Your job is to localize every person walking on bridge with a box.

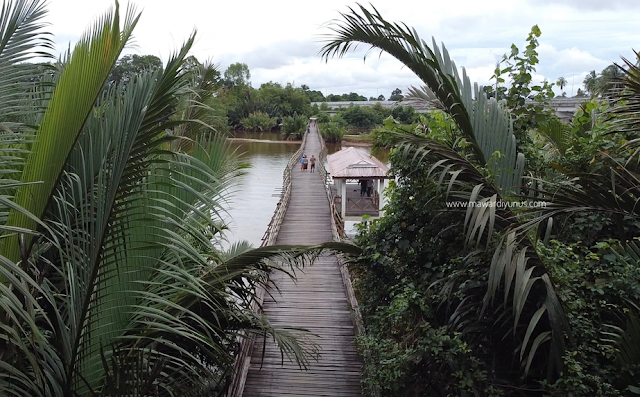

[310,155,316,173]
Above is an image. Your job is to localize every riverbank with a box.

[228,134,375,147]
[342,133,374,146]
[227,137,300,144]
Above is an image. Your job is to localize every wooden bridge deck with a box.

[241,130,362,396]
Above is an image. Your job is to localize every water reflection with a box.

[222,138,298,248]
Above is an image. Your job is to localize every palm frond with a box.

[321,4,568,379]
[320,4,524,196]
[0,0,53,128]
[1,1,140,264]
[538,117,572,156]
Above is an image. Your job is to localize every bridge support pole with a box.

[340,180,347,218]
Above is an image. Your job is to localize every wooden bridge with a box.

[227,126,364,396]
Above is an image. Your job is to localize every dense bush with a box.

[536,239,640,396]
[281,113,308,140]
[339,104,381,128]
[240,110,277,131]
[390,105,417,124]
[314,111,331,124]
[319,121,345,143]
[324,6,640,396]
[354,157,512,395]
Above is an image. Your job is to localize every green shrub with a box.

[280,113,307,140]
[314,111,331,124]
[319,121,345,143]
[240,110,276,131]
[339,104,379,128]
[390,105,416,124]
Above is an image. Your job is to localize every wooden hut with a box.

[326,147,392,220]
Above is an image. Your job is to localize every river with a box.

[222,132,389,248]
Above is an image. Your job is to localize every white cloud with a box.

[44,0,640,98]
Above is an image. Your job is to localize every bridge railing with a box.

[261,132,307,246]
[316,131,365,337]
[226,132,307,397]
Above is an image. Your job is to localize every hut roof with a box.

[326,147,391,179]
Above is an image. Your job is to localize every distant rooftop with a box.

[327,147,391,179]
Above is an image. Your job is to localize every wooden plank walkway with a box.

[242,130,362,396]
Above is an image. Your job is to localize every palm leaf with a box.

[321,4,568,378]
[1,0,140,264]
[0,0,53,129]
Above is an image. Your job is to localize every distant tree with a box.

[342,92,367,101]
[224,62,251,87]
[389,88,403,101]
[306,90,325,102]
[370,102,391,121]
[583,70,599,96]
[256,82,311,118]
[377,94,385,101]
[556,76,567,90]
[369,96,376,101]
[300,84,310,91]
[574,88,586,97]
[391,105,416,124]
[600,64,625,96]
[320,102,330,111]
[316,111,331,123]
[339,105,378,128]
[240,111,277,131]
[183,55,221,87]
[582,65,625,97]
[326,93,342,101]
[107,54,162,86]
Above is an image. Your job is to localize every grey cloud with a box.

[526,0,640,10]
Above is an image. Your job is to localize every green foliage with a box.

[0,2,324,395]
[107,54,162,86]
[240,110,277,131]
[488,25,556,141]
[304,87,325,102]
[223,62,250,87]
[326,92,367,101]
[314,110,331,123]
[390,105,416,124]
[338,104,380,128]
[389,87,403,101]
[353,157,530,395]
[370,102,391,120]
[536,239,640,395]
[219,81,311,129]
[256,81,311,118]
[583,64,626,97]
[280,113,307,140]
[319,121,345,143]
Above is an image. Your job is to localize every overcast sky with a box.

[47,0,640,99]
